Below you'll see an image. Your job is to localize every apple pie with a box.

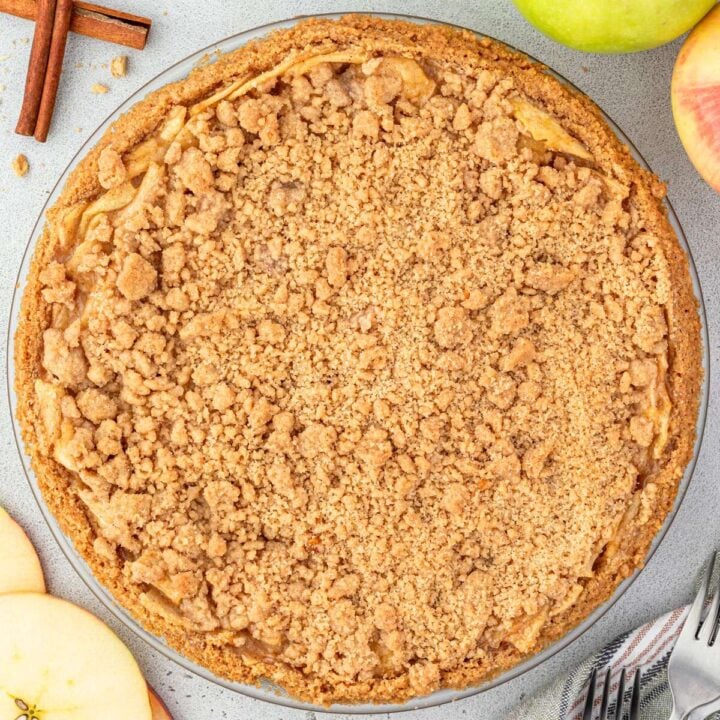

[14,15,702,705]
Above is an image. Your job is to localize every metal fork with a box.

[668,553,720,720]
[582,666,641,720]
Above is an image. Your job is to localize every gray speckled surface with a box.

[0,2,718,718]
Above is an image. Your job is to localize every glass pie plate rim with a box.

[5,11,710,715]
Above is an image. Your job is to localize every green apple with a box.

[512,0,716,53]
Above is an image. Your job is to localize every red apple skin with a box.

[149,686,174,720]
[672,4,720,192]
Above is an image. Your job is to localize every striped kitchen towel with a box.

[508,605,720,720]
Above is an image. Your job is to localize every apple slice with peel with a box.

[0,507,45,594]
[0,593,151,720]
[149,687,174,720]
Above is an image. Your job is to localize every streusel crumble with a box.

[15,16,701,704]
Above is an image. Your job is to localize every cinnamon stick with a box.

[1,0,151,49]
[33,0,72,142]
[14,0,56,135]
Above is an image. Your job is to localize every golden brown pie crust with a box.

[14,15,702,705]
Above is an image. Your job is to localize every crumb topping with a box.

[12,153,29,177]
[111,55,128,79]
[18,16,699,705]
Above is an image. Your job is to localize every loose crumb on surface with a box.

[91,83,109,94]
[12,154,29,177]
[110,55,128,78]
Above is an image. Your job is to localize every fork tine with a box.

[686,552,714,640]
[667,553,720,718]
[629,668,642,720]
[698,573,720,645]
[583,667,598,720]
[599,667,612,720]
[614,668,627,720]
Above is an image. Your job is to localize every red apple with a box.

[149,686,174,720]
[672,4,720,192]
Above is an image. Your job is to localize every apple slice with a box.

[149,687,174,720]
[0,593,151,719]
[0,507,45,595]
[672,4,720,192]
[510,98,593,161]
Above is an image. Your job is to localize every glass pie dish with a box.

[6,12,710,714]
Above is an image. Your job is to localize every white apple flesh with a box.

[0,593,151,720]
[0,508,45,595]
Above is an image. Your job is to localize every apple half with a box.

[0,507,45,595]
[0,593,151,719]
